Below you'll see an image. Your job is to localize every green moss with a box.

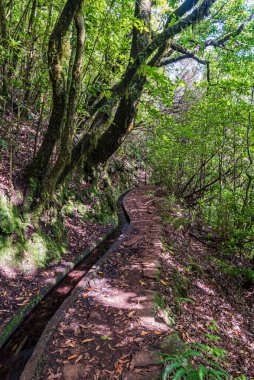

[171,269,191,310]
[0,225,66,272]
[0,236,15,266]
[186,258,203,276]
[0,194,22,235]
[62,198,90,217]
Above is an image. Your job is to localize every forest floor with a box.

[0,216,111,335]
[21,187,254,380]
[0,120,112,334]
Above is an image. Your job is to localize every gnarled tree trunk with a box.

[27,0,83,184]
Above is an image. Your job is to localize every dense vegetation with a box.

[0,0,253,255]
[147,52,254,258]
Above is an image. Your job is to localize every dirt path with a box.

[21,187,175,380]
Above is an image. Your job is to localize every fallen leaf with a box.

[68,354,78,361]
[154,331,162,335]
[48,370,62,379]
[141,331,149,336]
[120,354,130,360]
[115,361,123,375]
[69,342,77,348]
[160,280,167,286]
[118,359,129,364]
[181,332,190,341]
[17,300,29,306]
[75,355,83,364]
[82,338,94,343]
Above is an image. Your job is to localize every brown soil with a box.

[160,212,254,377]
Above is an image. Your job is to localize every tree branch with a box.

[116,0,216,94]
[205,13,254,48]
[161,42,209,66]
[165,0,200,27]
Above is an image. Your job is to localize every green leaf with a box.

[173,368,188,380]
[163,362,183,380]
[100,335,112,341]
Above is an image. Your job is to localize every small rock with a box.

[142,259,159,279]
[88,310,103,321]
[125,236,142,247]
[160,331,184,355]
[143,267,158,279]
[131,350,160,367]
[62,363,83,380]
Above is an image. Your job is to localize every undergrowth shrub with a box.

[161,343,230,380]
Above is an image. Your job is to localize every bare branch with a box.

[160,54,208,66]
[160,42,209,66]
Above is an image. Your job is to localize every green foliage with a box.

[187,259,203,276]
[145,33,254,259]
[161,343,230,380]
[154,292,176,326]
[154,292,167,310]
[171,269,190,300]
[1,0,254,273]
[207,320,219,333]
[212,258,254,284]
[83,182,117,225]
[0,139,8,150]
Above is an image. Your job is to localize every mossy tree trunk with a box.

[0,0,8,96]
[27,0,84,186]
[39,10,85,203]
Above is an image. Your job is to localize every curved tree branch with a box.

[161,42,209,66]
[205,13,254,48]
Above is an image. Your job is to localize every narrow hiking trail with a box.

[18,187,254,379]
[21,187,172,380]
